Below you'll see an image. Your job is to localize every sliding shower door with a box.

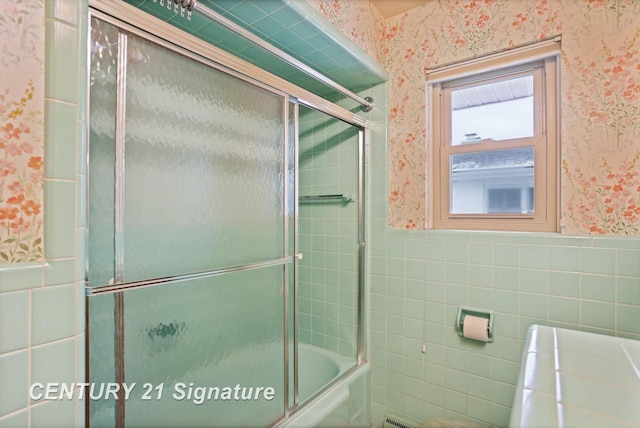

[296,105,363,404]
[88,6,367,427]
[88,16,294,427]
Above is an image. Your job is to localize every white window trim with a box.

[427,38,560,232]
[426,36,561,83]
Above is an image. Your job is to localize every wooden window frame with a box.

[427,40,560,232]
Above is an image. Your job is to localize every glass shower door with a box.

[88,16,294,427]
[296,104,363,404]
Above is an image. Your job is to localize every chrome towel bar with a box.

[299,194,354,203]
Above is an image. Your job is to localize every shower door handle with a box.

[295,253,304,260]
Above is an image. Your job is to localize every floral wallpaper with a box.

[0,0,45,263]
[309,0,640,235]
[305,0,385,62]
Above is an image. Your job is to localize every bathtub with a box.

[294,343,355,403]
[89,342,369,427]
[285,344,371,428]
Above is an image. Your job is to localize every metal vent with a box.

[383,414,416,428]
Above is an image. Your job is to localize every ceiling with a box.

[369,0,427,19]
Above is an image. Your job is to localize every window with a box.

[428,39,560,232]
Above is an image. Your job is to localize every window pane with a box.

[527,187,534,212]
[451,75,534,145]
[487,188,521,213]
[450,147,534,214]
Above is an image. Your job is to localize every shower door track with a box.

[89,0,374,112]
[88,1,371,130]
[187,1,374,112]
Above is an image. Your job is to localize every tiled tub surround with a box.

[510,324,640,427]
[365,231,640,427]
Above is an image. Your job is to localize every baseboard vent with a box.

[383,414,417,428]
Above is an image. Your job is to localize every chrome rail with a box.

[299,194,354,203]
[86,257,294,296]
[190,1,374,112]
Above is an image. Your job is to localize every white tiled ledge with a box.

[509,324,640,427]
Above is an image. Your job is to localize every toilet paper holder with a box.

[456,306,494,343]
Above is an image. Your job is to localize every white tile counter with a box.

[509,325,640,427]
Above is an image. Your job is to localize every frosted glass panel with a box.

[89,267,285,427]
[87,295,117,427]
[123,35,285,282]
[88,18,118,287]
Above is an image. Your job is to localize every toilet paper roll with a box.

[462,315,490,342]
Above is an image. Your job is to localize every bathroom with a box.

[0,0,638,427]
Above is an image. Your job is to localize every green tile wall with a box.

[0,0,87,425]
[361,74,640,428]
[366,207,640,427]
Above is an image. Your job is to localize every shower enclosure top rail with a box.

[168,0,375,112]
[90,0,369,128]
